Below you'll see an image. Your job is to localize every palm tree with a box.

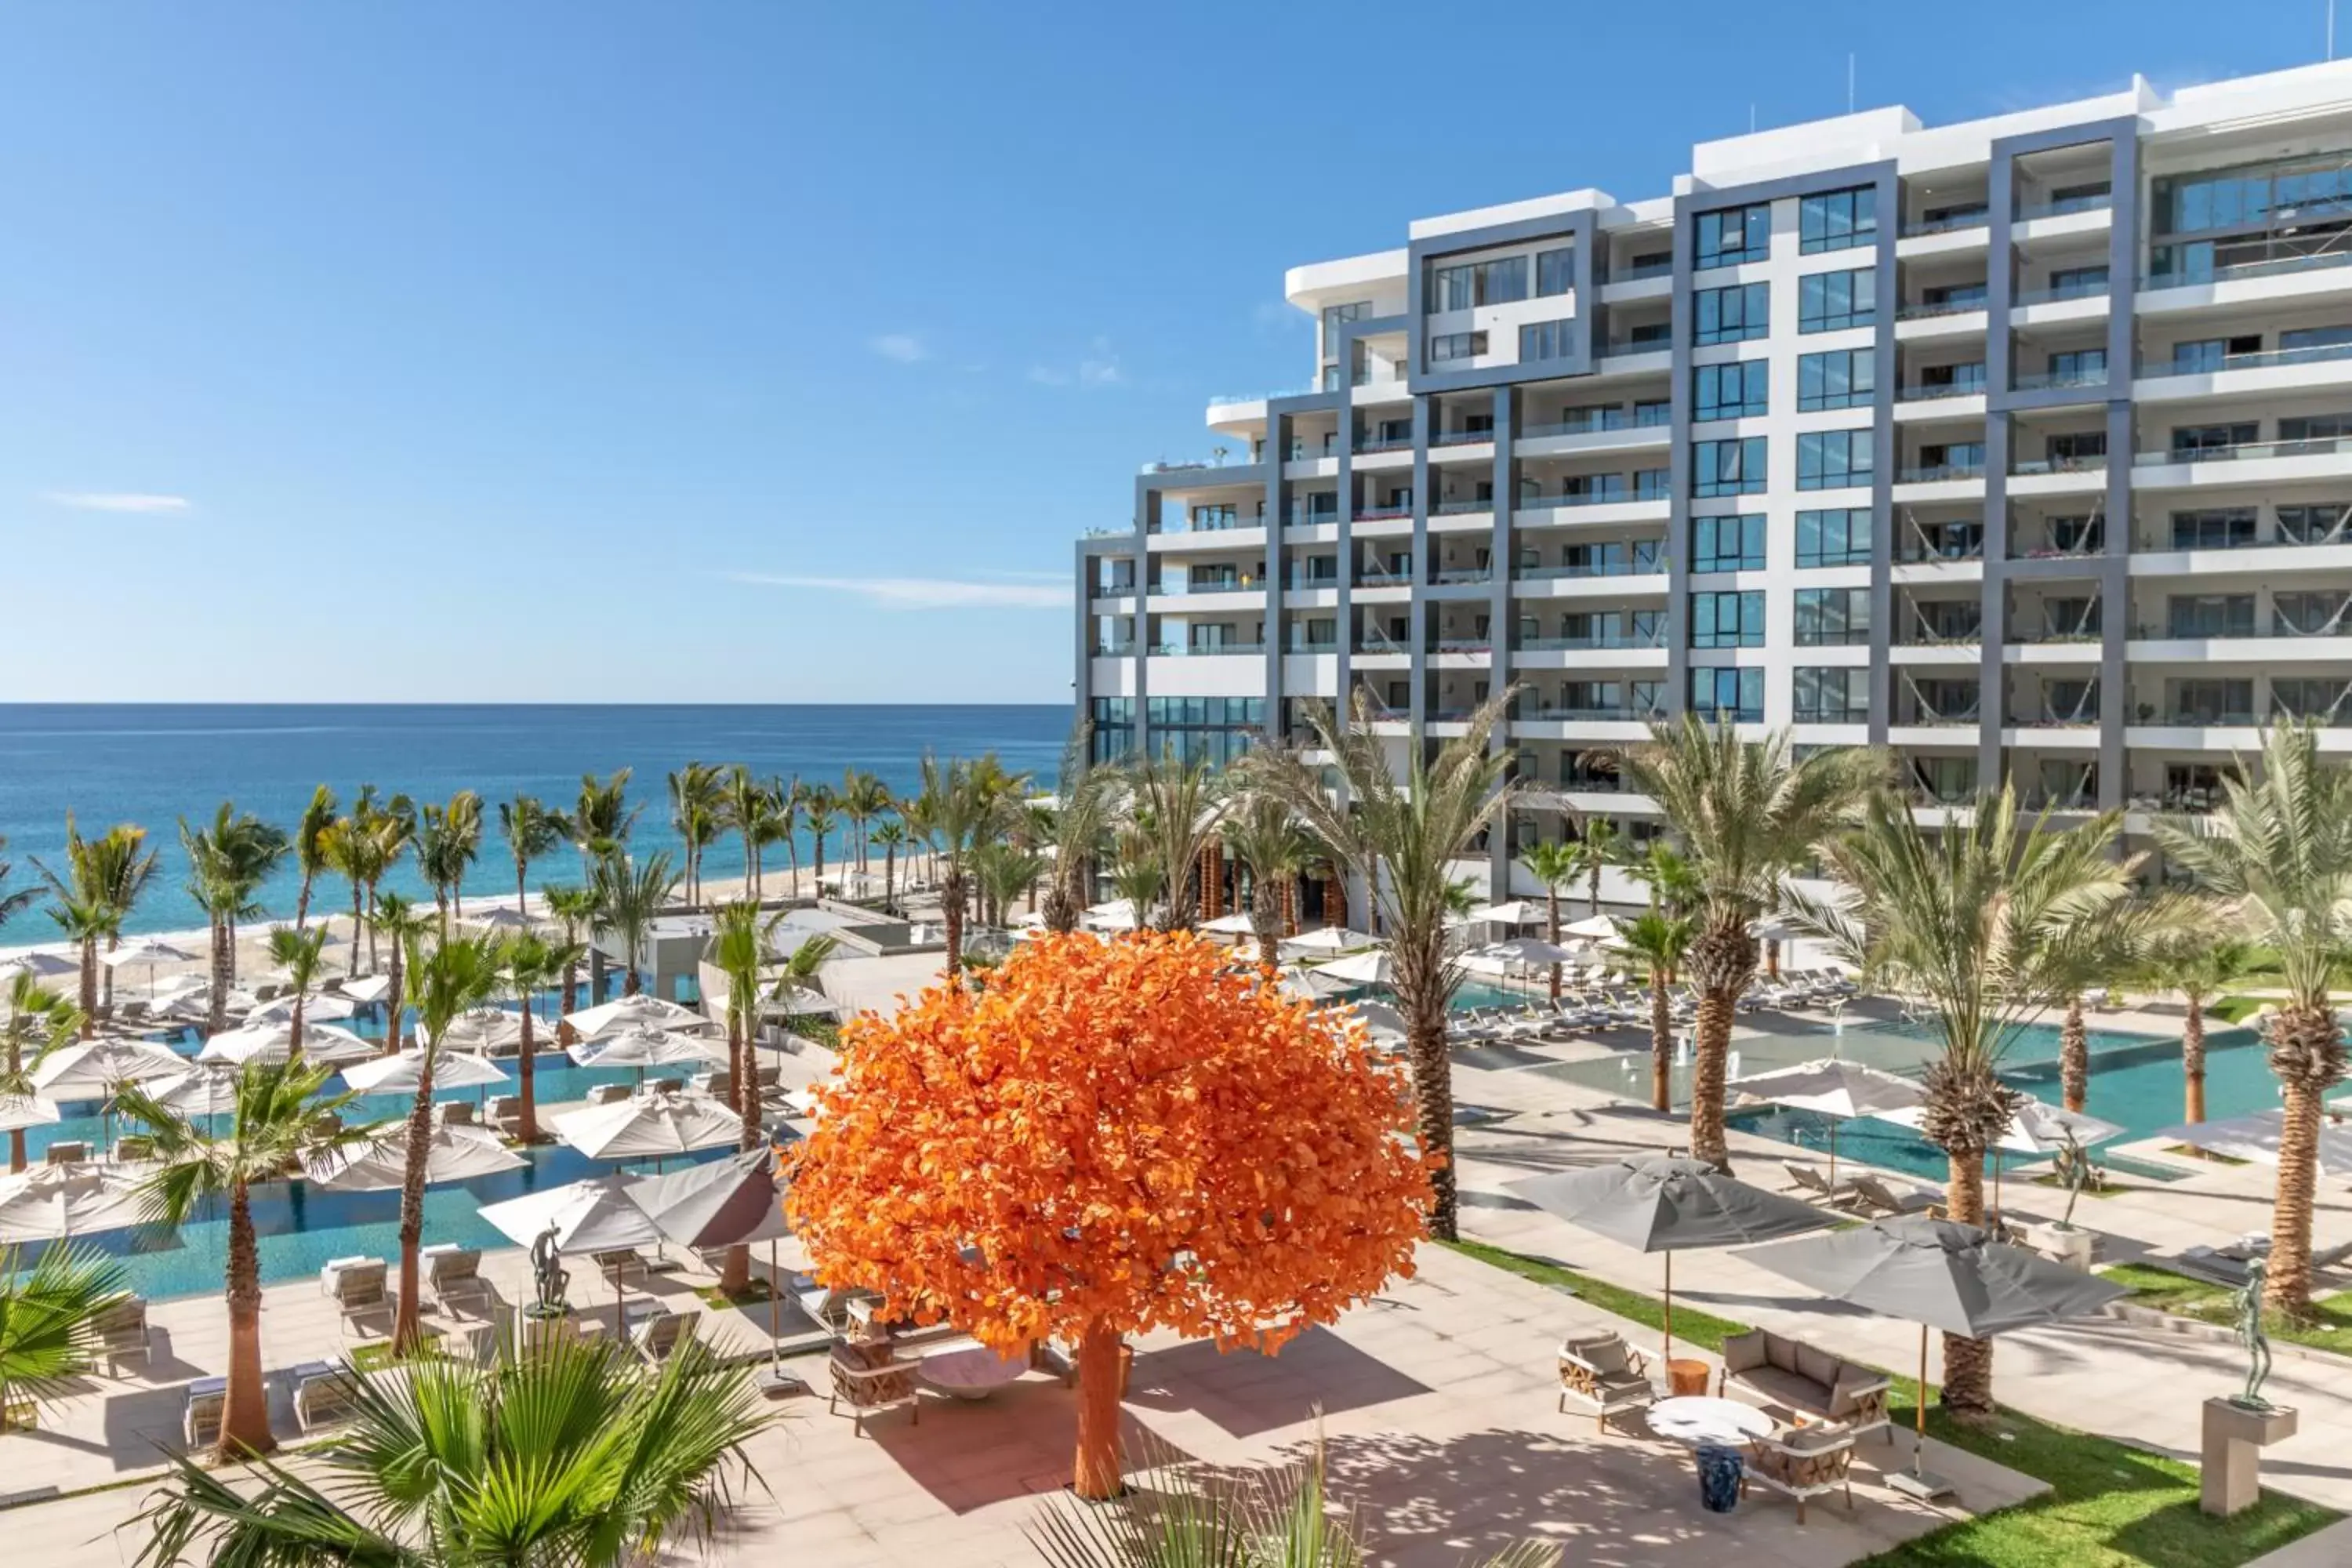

[2156,725,2352,1319]
[1221,791,1314,977]
[2140,931,2254,1125]
[704,899,782,1296]
[590,852,681,996]
[2,975,79,1172]
[130,1335,769,1566]
[570,770,641,876]
[1518,838,1581,1003]
[0,835,36,935]
[1107,824,1166,925]
[772,776,808,896]
[387,931,502,1352]
[497,793,565,920]
[840,768,894,874]
[416,789,484,931]
[42,896,113,1036]
[289,786,338,930]
[319,800,400,975]
[1123,748,1228,932]
[368,893,432,1053]
[906,755,1016,983]
[1040,724,1116,935]
[1784,786,2139,1413]
[720,764,767,901]
[803,786,837,887]
[1621,717,1882,1170]
[1614,911,1693,1112]
[870,818,910,912]
[0,1241,129,1434]
[496,931,570,1145]
[118,1061,368,1456]
[542,883,599,1023]
[263,924,332,1059]
[1628,839,1701,916]
[34,817,161,1014]
[1572,816,1628,917]
[179,804,291,1035]
[1242,691,1517,1241]
[974,840,1044,932]
[668,763,724,908]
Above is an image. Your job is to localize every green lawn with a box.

[2105,1262,2352,1357]
[1442,1240,2337,1567]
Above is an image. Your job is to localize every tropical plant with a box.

[802,786,837,886]
[2156,725,2352,1319]
[789,931,1431,1499]
[35,815,159,1017]
[1572,815,1628,917]
[771,776,807,896]
[368,892,433,1053]
[0,1241,129,1434]
[1614,911,1693,1113]
[972,840,1044,931]
[263,924,332,1059]
[0,835,35,935]
[289,786,339,931]
[129,1335,770,1566]
[542,883,600,1022]
[571,769,641,875]
[2139,931,2256,1125]
[179,804,291,1035]
[840,768,894,874]
[870,818,910,913]
[704,899,783,1297]
[906,754,1018,983]
[1123,748,1227,932]
[43,895,113,1037]
[1039,725,1117,935]
[321,787,411,973]
[2051,897,2180,1114]
[1240,691,1517,1242]
[497,793,566,920]
[1628,839,1701,916]
[720,764,771,902]
[1784,786,2140,1413]
[1105,824,1165,927]
[1221,789,1315,977]
[496,931,571,1145]
[668,763,725,908]
[416,789,485,930]
[1621,717,1882,1170]
[118,1060,368,1456]
[590,852,681,996]
[388,931,503,1352]
[1,975,79,1173]
[1518,838,1581,1003]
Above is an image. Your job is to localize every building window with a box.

[1798,268,1878,332]
[2170,507,2256,550]
[1428,331,1487,363]
[1795,586,1872,645]
[1795,506,1873,567]
[1689,590,1765,648]
[1536,246,1577,297]
[1690,666,1764,723]
[1693,282,1769,345]
[1800,187,1878,253]
[1694,202,1772,268]
[1692,437,1767,497]
[1798,349,1876,411]
[2047,265,2111,299]
[1693,361,1769,420]
[1089,698,1137,764]
[1519,319,1576,362]
[1635,468,1671,500]
[1428,256,1528,312]
[2278,503,2352,543]
[1797,429,1875,490]
[1691,514,1766,572]
[1794,666,1871,723]
[2046,348,2108,384]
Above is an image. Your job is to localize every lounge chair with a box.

[423,1243,495,1316]
[700,1072,735,1105]
[827,1334,920,1436]
[593,1249,649,1289]
[586,1083,632,1106]
[1743,1421,1858,1523]
[1782,1163,1861,1207]
[43,1142,89,1166]
[322,1258,390,1325]
[1845,1174,1940,1217]
[435,1100,476,1128]
[486,1095,525,1138]
[111,1134,156,1164]
[1556,1329,1656,1433]
[629,1308,695,1367]
[292,1362,362,1431]
[648,1076,685,1098]
[1924,1203,2027,1245]
[183,1381,225,1449]
[753,1065,784,1101]
[93,1296,151,1374]
[791,1273,883,1334]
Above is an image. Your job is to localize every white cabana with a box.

[429,1007,530,1055]
[556,1092,743,1161]
[340,1047,511,1095]
[0,1162,155,1241]
[1313,948,1395,986]
[340,975,397,1005]
[307,1123,528,1192]
[247,990,360,1025]
[1465,900,1544,927]
[566,1026,723,1073]
[32,1038,194,1100]
[197,1021,376,1068]
[564,993,716,1042]
[1281,927,1375,956]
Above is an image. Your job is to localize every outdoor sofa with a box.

[1717,1328,1891,1443]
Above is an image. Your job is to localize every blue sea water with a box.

[0,703,1072,937]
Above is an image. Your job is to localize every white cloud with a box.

[43,492,191,514]
[868,333,928,364]
[1030,335,1123,390]
[726,572,1068,610]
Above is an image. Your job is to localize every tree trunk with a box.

[5,1129,20,1176]
[561,959,579,1031]
[350,885,365,973]
[2060,994,2089,1113]
[516,865,529,924]
[1684,917,1753,1171]
[943,865,966,986]
[296,872,314,931]
[1939,1149,1995,1414]
[1765,938,1780,982]
[1650,975,1672,1112]
[208,916,232,1036]
[392,1061,436,1354]
[1073,1319,1126,1500]
[1325,869,1346,931]
[1200,843,1222,924]
[220,1181,274,1457]
[1403,993,1457,1240]
[78,938,97,1036]
[2265,997,2343,1321]
[385,946,408,1054]
[2182,996,2208,1126]
[884,844,897,913]
[101,932,117,1011]
[1588,865,1602,918]
[718,1011,752,1298]
[622,959,642,997]
[517,997,539,1143]
[1251,874,1280,981]
[1545,887,1563,1004]
[1283,878,1298,937]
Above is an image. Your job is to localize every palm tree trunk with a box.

[1650,976,1672,1112]
[517,1000,539,1143]
[385,947,407,1054]
[101,931,118,1011]
[1545,887,1563,1004]
[392,1064,436,1354]
[2270,1073,2328,1319]
[561,957,579,1026]
[1940,1148,1996,1414]
[5,1129,20,1176]
[296,872,314,931]
[1685,917,1752,1171]
[943,864,966,985]
[1587,865,1602,918]
[1252,875,1280,980]
[209,915,232,1036]
[1283,877,1298,937]
[719,1012,752,1298]
[1324,868,1346,930]
[2060,994,2089,1113]
[622,946,643,997]
[1073,1319,1126,1500]
[884,844,897,912]
[220,1181,274,1457]
[516,863,529,923]
[78,937,98,1035]
[362,884,378,971]
[2183,996,2208,1125]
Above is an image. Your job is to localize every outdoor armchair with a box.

[1742,1420,1857,1523]
[1555,1328,1657,1433]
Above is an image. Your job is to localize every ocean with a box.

[0,704,1073,938]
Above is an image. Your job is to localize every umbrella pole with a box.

[1915,1321,1929,1474]
[768,1237,780,1374]
[1662,1251,1674,1363]
[1828,1120,1838,1189]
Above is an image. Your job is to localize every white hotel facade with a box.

[1076,62,2352,905]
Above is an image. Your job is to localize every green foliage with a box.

[2103,1263,2352,1356]
[0,1242,129,1423]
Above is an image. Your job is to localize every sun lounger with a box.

[1782,1163,1862,1207]
[593,1249,650,1289]
[110,1134,156,1164]
[321,1257,390,1325]
[486,1095,524,1137]
[93,1295,151,1374]
[291,1362,362,1431]
[699,1072,735,1105]
[1556,1329,1656,1433]
[183,1380,225,1449]
[586,1082,632,1105]
[1845,1174,1940,1218]
[434,1100,476,1128]
[629,1307,695,1367]
[791,1272,883,1334]
[43,1142,89,1166]
[423,1243,495,1316]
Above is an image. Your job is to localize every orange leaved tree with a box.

[786,930,1432,1498]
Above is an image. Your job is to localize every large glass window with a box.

[1428,331,1486,363]
[1519,319,1576,362]
[1797,429,1875,489]
[1692,437,1767,497]
[1693,283,1769,344]
[2046,265,2110,298]
[2166,593,2256,637]
[1689,590,1765,648]
[1800,187,1878,253]
[1798,268,1878,332]
[1690,514,1766,572]
[1427,256,1526,312]
[1795,586,1872,645]
[1798,350,1876,411]
[2169,507,2256,550]
[1795,507,1873,566]
[1693,361,1769,420]
[1690,666,1764,722]
[1536,246,1577,297]
[1695,202,1772,268]
[2154,153,2352,237]
[2278,502,2352,543]
[1795,666,1871,722]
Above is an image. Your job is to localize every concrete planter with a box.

[2027,1221,2098,1269]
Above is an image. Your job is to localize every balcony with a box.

[2011,368,2110,394]
[1354,434,1414,456]
[1898,297,1989,321]
[1142,458,1259,477]
[1900,206,1991,238]
[2016,192,2113,222]
[1151,641,1266,657]
[1433,637,1492,655]
[1897,540,1987,564]
[1145,577,1256,597]
[1900,460,1987,483]
[2143,247,2352,292]
[1615,258,1675,281]
[1520,706,1667,723]
[2011,455,2108,477]
[1599,339,1672,358]
[1430,567,1494,585]
[1519,630,1668,652]
[1523,406,1672,440]
[2013,281,2112,307]
[2147,339,2352,377]
[1433,428,1497,448]
[1433,497,1496,516]
[1519,556,1665,581]
[1356,502,1414,521]
[1090,642,1136,658]
[1893,710,1980,728]
[1896,379,1987,402]
[1283,638,1341,654]
[2137,435,2352,467]
[1281,510,1341,531]
[2018,790,2101,812]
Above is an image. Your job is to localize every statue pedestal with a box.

[2201,1397,2297,1516]
[2026,1221,2097,1269]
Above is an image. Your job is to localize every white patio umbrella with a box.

[2157,1108,2352,1173]
[428,1007,530,1055]
[140,1067,241,1119]
[0,951,81,982]
[564,993,715,1042]
[0,1095,61,1134]
[1199,913,1259,936]
[1465,900,1544,927]
[147,972,209,1004]
[1281,927,1375,956]
[460,906,538,932]
[477,1175,669,1334]
[307,1123,528,1192]
[1478,936,1585,967]
[1884,1097,2125,1205]
[247,990,360,1025]
[0,1161,156,1241]
[1339,1000,1408,1048]
[340,975,397,1006]
[1277,965,1354,1001]
[1730,1058,1925,1185]
[32,1038,192,1100]
[1563,913,1621,942]
[100,936,199,976]
[568,1026,724,1076]
[1313,948,1395,986]
[197,1021,376,1068]
[556,1093,742,1163]
[1083,898,1142,932]
[339,1047,510,1095]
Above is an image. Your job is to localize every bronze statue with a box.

[528,1224,570,1317]
[2232,1256,2273,1409]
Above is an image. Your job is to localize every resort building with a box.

[1076,60,2352,901]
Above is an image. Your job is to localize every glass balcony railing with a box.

[1430,567,1494,585]
[2011,368,2110,392]
[1353,434,1414,455]
[2143,247,2352,290]
[1897,296,1989,320]
[1090,642,1135,658]
[1894,710,1981,727]
[1284,639,1341,653]
[1900,205,1991,237]
[1355,502,1414,521]
[1519,706,1668,723]
[1896,379,1987,401]
[2011,455,2109,476]
[2012,280,2113,307]
[1517,630,1668,651]
[1141,457,1258,475]
[1614,258,1675,281]
[1433,428,1497,448]
[1522,405,1672,439]
[1432,637,1492,654]
[1599,339,1671,358]
[2016,192,2114,222]
[2140,435,2352,466]
[1898,461,1987,483]
[1897,541,1987,563]
[2149,339,2352,376]
[1518,556,1665,580]
[1151,642,1266,657]
[1433,497,1495,515]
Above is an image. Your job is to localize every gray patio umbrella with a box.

[1735,1216,2127,1490]
[1508,1156,1835,1361]
[1727,1057,1922,1185]
[630,1148,794,1381]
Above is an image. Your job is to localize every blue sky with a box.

[0,2,2322,704]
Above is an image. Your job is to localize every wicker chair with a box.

[827,1335,921,1436]
[1742,1421,1857,1523]
[1555,1329,1656,1433]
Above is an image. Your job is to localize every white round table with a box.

[918,1345,1029,1401]
[1646,1396,1776,1446]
